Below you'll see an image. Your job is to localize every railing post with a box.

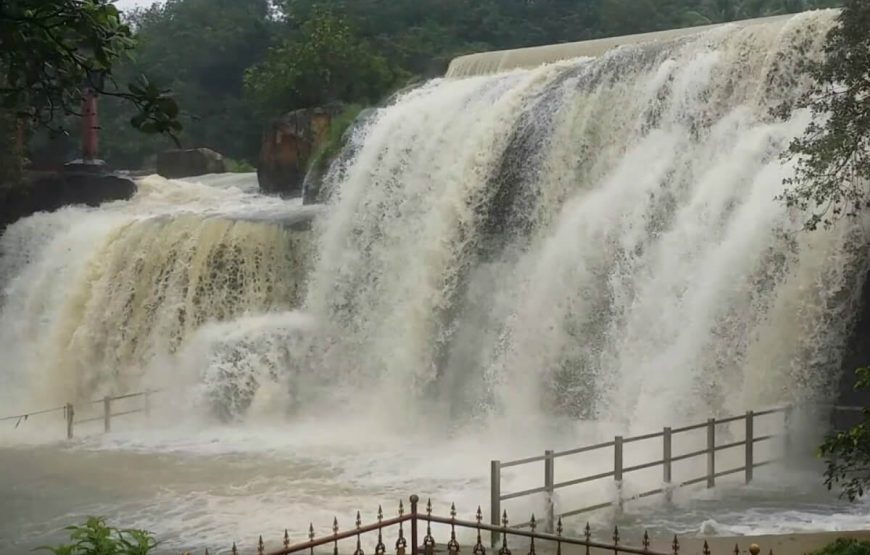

[784,405,794,458]
[410,495,419,555]
[65,403,75,440]
[663,427,673,502]
[745,411,754,484]
[544,450,555,533]
[491,460,501,548]
[614,436,624,512]
[103,396,111,433]
[707,418,716,488]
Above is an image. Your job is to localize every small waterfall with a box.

[0,174,313,411]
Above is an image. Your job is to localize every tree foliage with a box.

[0,0,181,143]
[780,0,870,230]
[820,368,870,501]
[244,9,397,114]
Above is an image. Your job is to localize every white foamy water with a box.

[2,10,870,554]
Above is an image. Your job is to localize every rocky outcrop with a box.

[157,148,226,179]
[0,167,136,233]
[258,105,342,198]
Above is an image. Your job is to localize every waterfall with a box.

[0,11,867,434]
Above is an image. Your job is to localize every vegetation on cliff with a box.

[87,0,842,170]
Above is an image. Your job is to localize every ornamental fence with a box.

[180,495,770,555]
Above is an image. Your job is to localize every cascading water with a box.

[1,10,869,553]
[304,10,868,431]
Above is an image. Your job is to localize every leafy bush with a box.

[310,103,365,170]
[224,157,257,173]
[811,539,870,555]
[39,517,157,555]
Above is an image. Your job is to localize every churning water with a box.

[2,10,870,554]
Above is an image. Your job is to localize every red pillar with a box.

[81,88,99,161]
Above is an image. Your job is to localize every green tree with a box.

[99,0,275,168]
[244,8,397,114]
[820,368,870,501]
[0,0,181,149]
[779,0,870,230]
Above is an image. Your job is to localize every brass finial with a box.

[750,545,761,555]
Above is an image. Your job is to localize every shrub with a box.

[811,539,870,555]
[39,517,158,555]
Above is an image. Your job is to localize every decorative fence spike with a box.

[703,541,711,555]
[231,542,238,555]
[284,529,291,549]
[672,535,680,555]
[334,517,340,555]
[376,505,387,555]
[258,535,265,555]
[584,523,592,555]
[556,517,563,555]
[424,499,436,555]
[527,514,537,555]
[205,549,210,555]
[613,525,620,555]
[734,544,740,555]
[354,511,365,555]
[473,506,486,555]
[643,531,650,552]
[499,511,511,555]
[396,502,408,555]
[309,523,316,555]
[447,504,461,555]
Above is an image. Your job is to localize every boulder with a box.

[258,105,343,198]
[0,167,136,232]
[156,148,226,179]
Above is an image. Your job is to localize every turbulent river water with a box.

[2,10,870,554]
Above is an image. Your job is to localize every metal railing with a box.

[0,389,160,439]
[180,495,770,555]
[490,407,792,536]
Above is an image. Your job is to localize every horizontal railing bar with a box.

[623,431,664,444]
[679,475,709,487]
[752,434,775,443]
[553,470,615,490]
[713,439,745,452]
[830,405,867,412]
[110,392,148,402]
[501,486,550,501]
[632,487,665,500]
[501,454,549,468]
[623,459,665,474]
[670,448,710,463]
[713,466,746,479]
[558,501,614,519]
[265,515,412,555]
[110,409,143,418]
[0,406,66,422]
[752,460,775,469]
[715,414,747,425]
[554,440,615,458]
[428,514,673,555]
[512,520,533,529]
[77,415,105,424]
[754,407,787,417]
[672,421,709,434]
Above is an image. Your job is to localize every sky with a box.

[114,0,162,11]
